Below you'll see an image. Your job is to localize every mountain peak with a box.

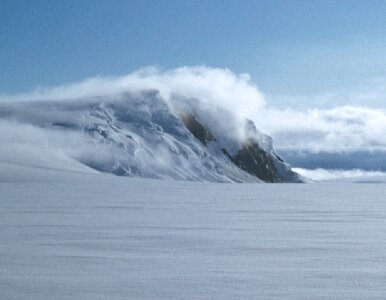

[0,90,303,182]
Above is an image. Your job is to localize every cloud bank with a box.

[294,168,386,182]
[257,106,386,153]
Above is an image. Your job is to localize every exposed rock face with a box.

[224,139,281,182]
[179,112,300,183]
[179,113,215,145]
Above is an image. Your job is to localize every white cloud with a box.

[0,66,265,122]
[257,106,386,153]
[294,168,386,182]
[0,120,98,174]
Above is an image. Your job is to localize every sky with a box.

[2,0,386,102]
[2,0,386,179]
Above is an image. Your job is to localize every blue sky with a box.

[3,0,386,176]
[2,0,386,100]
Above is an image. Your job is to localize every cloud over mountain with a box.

[2,66,386,179]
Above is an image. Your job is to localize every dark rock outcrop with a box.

[179,112,297,183]
[179,112,215,145]
[223,139,281,182]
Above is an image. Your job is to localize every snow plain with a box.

[1,166,386,299]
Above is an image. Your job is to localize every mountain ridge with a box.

[0,90,304,182]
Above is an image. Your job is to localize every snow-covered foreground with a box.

[1,171,386,299]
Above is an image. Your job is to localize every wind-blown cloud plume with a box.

[0,66,265,122]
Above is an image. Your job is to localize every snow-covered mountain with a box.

[0,90,303,182]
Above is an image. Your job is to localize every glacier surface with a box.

[1,166,386,299]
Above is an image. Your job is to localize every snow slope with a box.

[0,90,302,182]
[1,169,386,299]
